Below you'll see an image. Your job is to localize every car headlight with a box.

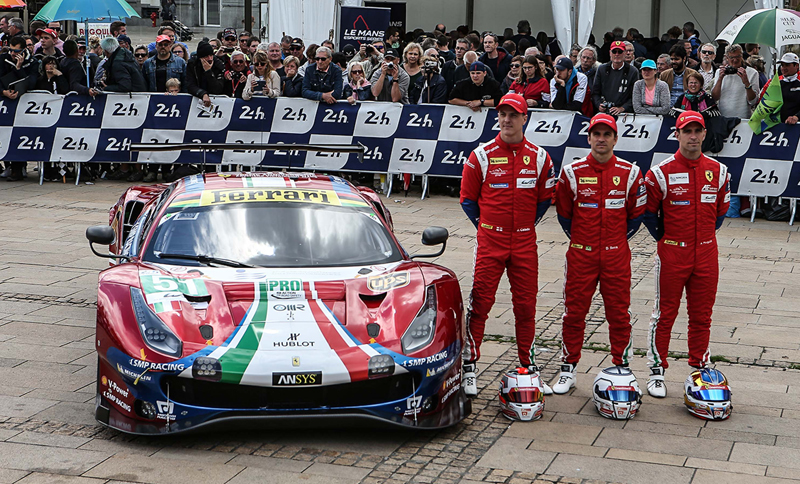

[402,285,437,354]
[131,287,183,357]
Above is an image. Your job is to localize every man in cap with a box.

[369,48,409,103]
[642,111,730,397]
[758,52,800,124]
[550,57,588,112]
[592,40,638,115]
[289,37,307,65]
[33,28,64,61]
[449,61,503,112]
[551,114,645,393]
[459,93,556,396]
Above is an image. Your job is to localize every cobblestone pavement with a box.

[0,174,799,483]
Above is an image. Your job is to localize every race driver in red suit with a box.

[642,111,730,398]
[551,113,645,394]
[459,93,556,397]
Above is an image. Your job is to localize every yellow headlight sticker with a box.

[200,188,342,206]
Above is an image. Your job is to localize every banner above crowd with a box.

[0,93,798,198]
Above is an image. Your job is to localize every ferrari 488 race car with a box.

[86,172,469,434]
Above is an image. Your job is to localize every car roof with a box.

[166,172,372,210]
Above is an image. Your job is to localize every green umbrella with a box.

[716,7,800,48]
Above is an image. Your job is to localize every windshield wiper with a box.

[155,252,255,268]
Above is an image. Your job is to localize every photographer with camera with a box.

[348,41,385,80]
[413,55,447,104]
[0,35,39,181]
[659,44,697,106]
[591,40,638,115]
[449,61,503,112]
[369,48,409,103]
[711,43,759,119]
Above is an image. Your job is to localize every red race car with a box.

[86,172,469,434]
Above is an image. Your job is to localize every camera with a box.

[384,61,395,70]
[724,66,738,75]
[423,60,439,74]
[600,98,614,112]
[222,46,234,53]
[365,44,376,55]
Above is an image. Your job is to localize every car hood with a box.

[135,261,430,386]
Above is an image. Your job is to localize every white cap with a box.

[779,52,799,64]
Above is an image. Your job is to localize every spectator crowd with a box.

[0,14,793,206]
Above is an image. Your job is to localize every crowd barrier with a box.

[2,92,800,198]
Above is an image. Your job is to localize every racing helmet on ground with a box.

[592,366,642,420]
[498,367,545,421]
[684,368,732,420]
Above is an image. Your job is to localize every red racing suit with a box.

[460,134,555,367]
[643,151,730,369]
[555,154,645,367]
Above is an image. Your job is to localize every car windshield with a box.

[143,202,403,267]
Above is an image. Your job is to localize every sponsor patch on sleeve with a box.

[701,194,717,203]
[636,195,647,207]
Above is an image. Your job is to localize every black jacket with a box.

[34,72,69,94]
[0,51,39,91]
[104,47,147,92]
[414,73,447,104]
[591,62,638,112]
[449,76,503,105]
[282,74,303,97]
[60,57,92,95]
[186,55,225,98]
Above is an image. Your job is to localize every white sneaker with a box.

[0,167,10,178]
[553,364,577,394]
[463,363,477,397]
[647,366,667,398]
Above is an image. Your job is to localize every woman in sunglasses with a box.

[133,45,149,70]
[501,55,524,94]
[171,43,189,62]
[223,51,251,98]
[343,63,372,104]
[508,55,550,107]
[243,51,280,100]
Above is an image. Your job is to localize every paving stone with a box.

[15,473,107,483]
[476,437,555,474]
[0,396,58,419]
[604,448,686,466]
[227,466,358,484]
[730,442,800,469]
[84,454,243,483]
[226,454,311,472]
[684,457,767,476]
[691,469,796,484]
[8,431,91,449]
[0,441,111,475]
[505,420,601,445]
[545,453,694,484]
[526,440,607,458]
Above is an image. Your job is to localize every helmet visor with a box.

[691,388,731,402]
[507,387,542,403]
[597,389,639,402]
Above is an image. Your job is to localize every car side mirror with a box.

[86,225,131,260]
[411,226,448,259]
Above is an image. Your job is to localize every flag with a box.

[749,72,784,135]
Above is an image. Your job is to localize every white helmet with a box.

[592,366,642,420]
[498,368,545,421]
[684,368,732,420]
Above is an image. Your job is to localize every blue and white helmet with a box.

[684,368,732,420]
[498,368,545,421]
[593,366,642,420]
